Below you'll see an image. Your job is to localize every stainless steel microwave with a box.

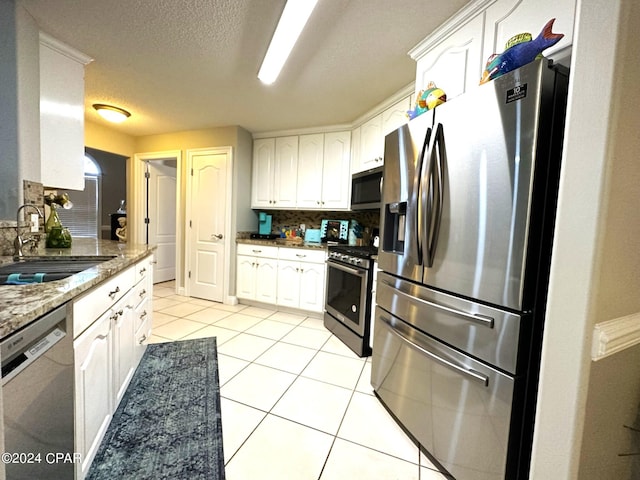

[350,166,383,210]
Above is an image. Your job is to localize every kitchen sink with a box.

[0,256,116,285]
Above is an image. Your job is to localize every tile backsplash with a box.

[256,209,380,238]
[0,180,45,255]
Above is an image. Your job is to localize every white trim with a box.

[131,150,182,289]
[253,83,415,138]
[408,0,496,60]
[591,312,640,361]
[39,31,93,65]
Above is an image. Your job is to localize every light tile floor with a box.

[150,281,448,480]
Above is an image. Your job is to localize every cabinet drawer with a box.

[131,278,151,309]
[278,247,326,263]
[135,255,154,284]
[73,266,135,338]
[237,243,279,258]
[133,297,151,335]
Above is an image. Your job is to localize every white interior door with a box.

[147,160,177,284]
[187,149,228,302]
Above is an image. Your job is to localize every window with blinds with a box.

[56,155,101,238]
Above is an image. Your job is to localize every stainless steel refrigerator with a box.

[372,59,569,480]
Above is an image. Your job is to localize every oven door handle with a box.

[379,314,489,387]
[327,260,366,277]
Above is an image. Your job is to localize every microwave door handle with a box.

[426,123,445,267]
[414,127,432,265]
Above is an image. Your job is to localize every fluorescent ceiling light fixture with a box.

[93,103,131,123]
[258,0,319,85]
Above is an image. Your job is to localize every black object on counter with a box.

[249,233,278,240]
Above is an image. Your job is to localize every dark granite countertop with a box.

[0,239,155,339]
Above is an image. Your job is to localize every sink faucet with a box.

[14,204,44,257]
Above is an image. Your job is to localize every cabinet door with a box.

[252,138,275,208]
[74,311,112,479]
[414,14,484,101]
[298,262,326,312]
[322,131,351,210]
[40,38,87,190]
[382,97,411,136]
[255,258,278,303]
[112,292,135,405]
[359,114,383,171]
[273,136,298,208]
[482,0,575,65]
[276,260,302,308]
[236,255,257,300]
[350,126,361,174]
[297,134,325,209]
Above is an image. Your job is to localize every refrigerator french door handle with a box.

[425,123,445,267]
[381,279,495,328]
[414,127,432,266]
[420,127,436,267]
[379,314,489,387]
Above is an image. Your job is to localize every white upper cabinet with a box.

[273,136,298,208]
[251,138,275,208]
[297,134,325,209]
[39,33,92,190]
[251,136,298,208]
[321,131,351,210]
[382,96,411,137]
[411,14,485,101]
[255,131,351,210]
[410,0,575,103]
[358,114,383,172]
[482,0,575,66]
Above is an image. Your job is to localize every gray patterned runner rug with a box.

[86,338,225,480]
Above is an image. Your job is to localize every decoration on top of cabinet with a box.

[480,18,564,85]
[406,82,447,120]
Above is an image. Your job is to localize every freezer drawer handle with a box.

[383,280,495,329]
[380,314,489,387]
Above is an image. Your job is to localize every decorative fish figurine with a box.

[480,18,564,84]
[406,82,447,120]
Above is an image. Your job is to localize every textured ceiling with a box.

[19,0,469,137]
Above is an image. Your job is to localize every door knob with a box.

[211,233,223,239]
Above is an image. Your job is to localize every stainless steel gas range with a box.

[323,245,378,357]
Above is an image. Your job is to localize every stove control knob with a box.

[353,258,362,265]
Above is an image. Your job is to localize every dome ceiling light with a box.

[93,104,131,123]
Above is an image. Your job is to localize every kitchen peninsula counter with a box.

[0,239,155,339]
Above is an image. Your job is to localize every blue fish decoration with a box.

[480,18,564,84]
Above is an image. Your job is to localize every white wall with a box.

[531,0,640,477]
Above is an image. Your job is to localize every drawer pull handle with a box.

[138,334,147,344]
[296,254,306,258]
[252,249,262,253]
[108,286,120,299]
[139,289,147,298]
[139,267,146,275]
[140,310,148,320]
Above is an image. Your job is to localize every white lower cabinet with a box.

[237,244,327,313]
[74,311,112,479]
[73,255,154,479]
[236,244,279,303]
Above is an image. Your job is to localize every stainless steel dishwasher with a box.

[1,302,74,479]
